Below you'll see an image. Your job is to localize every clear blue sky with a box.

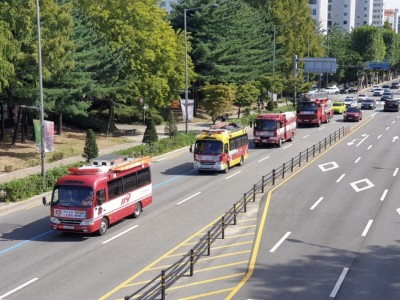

[385,0,399,11]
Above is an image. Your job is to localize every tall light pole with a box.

[272,22,297,77]
[35,0,45,179]
[184,4,218,134]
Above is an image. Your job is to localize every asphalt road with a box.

[0,90,398,300]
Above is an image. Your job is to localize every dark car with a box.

[361,99,376,110]
[384,100,399,112]
[391,82,400,89]
[343,107,362,122]
[340,86,358,94]
[382,84,391,89]
[381,92,393,101]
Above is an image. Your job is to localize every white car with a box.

[357,94,367,102]
[371,85,381,92]
[323,86,340,95]
[344,97,357,107]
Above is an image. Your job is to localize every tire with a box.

[133,202,142,218]
[239,156,244,166]
[97,218,108,236]
[223,162,229,173]
[289,132,294,142]
[278,139,282,147]
[317,119,321,127]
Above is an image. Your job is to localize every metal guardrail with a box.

[125,126,351,300]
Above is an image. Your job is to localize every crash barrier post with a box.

[124,126,351,300]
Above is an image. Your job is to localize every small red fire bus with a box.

[43,154,152,235]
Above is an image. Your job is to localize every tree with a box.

[164,111,178,138]
[142,118,158,145]
[201,83,234,124]
[234,82,260,118]
[255,75,284,110]
[82,129,98,161]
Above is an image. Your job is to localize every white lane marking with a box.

[303,134,310,139]
[393,168,399,177]
[177,192,202,205]
[310,197,324,210]
[330,268,349,298]
[362,219,374,236]
[392,120,396,124]
[225,171,241,179]
[102,225,139,244]
[283,144,293,149]
[367,145,372,150]
[377,135,382,139]
[258,156,270,162]
[386,127,390,131]
[270,232,291,253]
[318,127,325,131]
[336,174,346,183]
[393,136,399,143]
[332,120,337,124]
[354,157,361,164]
[380,189,388,201]
[0,278,39,299]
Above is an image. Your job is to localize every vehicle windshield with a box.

[346,108,359,112]
[297,102,318,112]
[332,103,343,106]
[255,119,277,131]
[195,140,223,155]
[363,100,373,103]
[52,186,94,207]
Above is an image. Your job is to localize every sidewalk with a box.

[0,120,210,185]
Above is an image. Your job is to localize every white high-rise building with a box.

[355,0,374,27]
[328,0,356,32]
[309,0,329,33]
[372,0,386,26]
[384,9,399,33]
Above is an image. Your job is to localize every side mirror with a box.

[42,196,47,206]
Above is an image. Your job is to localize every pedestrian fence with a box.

[124,125,351,300]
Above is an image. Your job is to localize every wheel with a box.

[223,162,229,173]
[133,202,142,218]
[289,132,294,142]
[97,218,108,236]
[278,139,282,147]
[239,156,244,166]
[317,119,321,127]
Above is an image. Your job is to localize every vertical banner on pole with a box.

[33,119,54,152]
[180,99,194,120]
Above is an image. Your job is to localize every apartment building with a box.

[309,0,329,32]
[355,0,374,27]
[328,0,356,32]
[384,8,399,32]
[372,0,386,26]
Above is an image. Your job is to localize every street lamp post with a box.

[184,4,217,134]
[35,0,45,179]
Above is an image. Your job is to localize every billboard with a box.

[303,58,337,73]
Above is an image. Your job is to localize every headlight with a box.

[80,219,94,226]
[50,217,60,224]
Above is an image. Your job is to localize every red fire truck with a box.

[253,112,297,147]
[296,93,334,127]
[43,154,152,236]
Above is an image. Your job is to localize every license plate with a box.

[262,139,267,143]
[63,225,74,230]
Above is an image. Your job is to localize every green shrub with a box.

[49,152,64,162]
[4,165,13,173]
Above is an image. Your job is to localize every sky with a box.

[385,0,400,11]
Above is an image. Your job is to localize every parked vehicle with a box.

[332,102,346,114]
[194,122,249,173]
[361,99,376,110]
[384,100,399,112]
[253,112,297,147]
[344,87,358,94]
[42,155,152,235]
[323,85,340,95]
[296,94,334,127]
[343,107,362,122]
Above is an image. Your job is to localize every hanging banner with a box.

[180,99,194,121]
[33,119,54,152]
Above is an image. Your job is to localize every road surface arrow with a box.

[393,136,399,143]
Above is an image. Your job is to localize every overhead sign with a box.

[303,58,337,73]
[366,59,390,71]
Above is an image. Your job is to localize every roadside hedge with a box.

[0,132,198,203]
